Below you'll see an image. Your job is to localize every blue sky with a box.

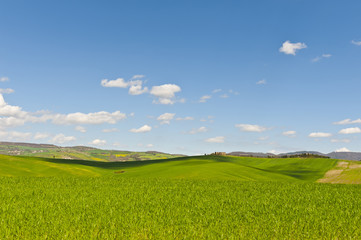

[1,0,361,155]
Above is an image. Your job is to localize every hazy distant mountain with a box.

[327,152,361,161]
[228,150,361,161]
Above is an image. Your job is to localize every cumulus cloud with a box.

[351,40,361,46]
[0,77,9,82]
[176,116,194,121]
[189,126,208,134]
[256,79,266,85]
[279,41,307,55]
[0,88,14,94]
[102,128,119,133]
[339,127,361,134]
[101,76,148,95]
[51,134,76,144]
[146,143,154,148]
[309,132,332,138]
[199,95,211,103]
[235,124,267,132]
[0,94,27,118]
[34,132,50,140]
[51,111,126,125]
[333,118,361,125]
[312,54,332,62]
[150,84,181,104]
[129,124,152,133]
[157,113,175,125]
[0,131,32,140]
[205,136,225,143]
[282,130,296,136]
[90,139,107,146]
[335,147,351,152]
[75,126,86,133]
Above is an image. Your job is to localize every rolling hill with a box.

[0,154,340,182]
[0,141,183,161]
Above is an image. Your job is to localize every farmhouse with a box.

[211,152,227,156]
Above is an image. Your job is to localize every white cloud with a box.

[199,95,211,103]
[157,113,175,125]
[90,139,107,146]
[282,130,296,136]
[0,117,25,128]
[0,77,9,82]
[51,134,76,144]
[268,150,282,155]
[351,40,361,46]
[335,147,351,152]
[333,118,361,125]
[309,132,332,138]
[128,85,148,95]
[101,78,138,88]
[0,131,32,140]
[279,41,307,55]
[189,126,208,134]
[331,139,351,143]
[312,54,332,62]
[102,128,119,133]
[0,88,14,94]
[101,76,148,95]
[256,79,267,85]
[339,127,361,134]
[146,143,154,148]
[212,89,222,93]
[150,84,181,104]
[75,126,86,133]
[205,136,225,143]
[220,94,229,98]
[34,132,50,140]
[129,124,152,133]
[0,94,27,118]
[176,116,194,121]
[52,111,126,125]
[235,124,267,132]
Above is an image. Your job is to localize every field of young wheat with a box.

[1,177,361,239]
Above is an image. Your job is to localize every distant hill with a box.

[0,141,184,162]
[228,150,361,161]
[327,152,361,161]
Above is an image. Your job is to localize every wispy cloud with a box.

[199,95,211,103]
[339,127,361,134]
[235,124,267,132]
[282,130,296,137]
[205,136,225,143]
[308,132,332,138]
[189,126,208,134]
[157,113,175,125]
[333,118,361,125]
[312,54,332,62]
[351,40,361,46]
[256,79,267,85]
[129,125,152,133]
[0,77,9,82]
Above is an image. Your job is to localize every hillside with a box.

[0,142,183,161]
[0,154,338,181]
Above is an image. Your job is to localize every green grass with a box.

[1,154,360,239]
[1,178,361,239]
[0,154,337,181]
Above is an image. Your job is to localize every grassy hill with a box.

[0,142,183,161]
[0,154,338,181]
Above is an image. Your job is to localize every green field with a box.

[1,154,361,239]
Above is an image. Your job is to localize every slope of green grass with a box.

[0,154,338,181]
[1,178,361,239]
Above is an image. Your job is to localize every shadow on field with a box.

[41,156,193,169]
